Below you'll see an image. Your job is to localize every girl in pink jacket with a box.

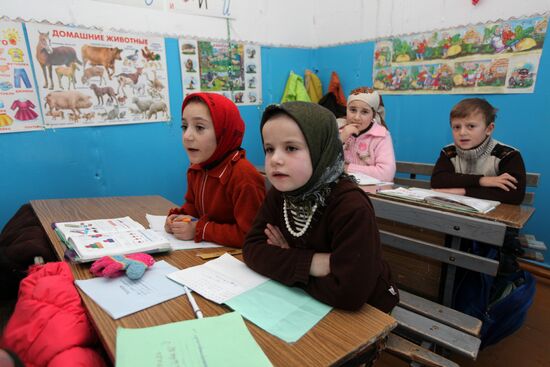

[338,87,396,182]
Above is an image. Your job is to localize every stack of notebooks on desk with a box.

[377,187,500,214]
[54,216,171,262]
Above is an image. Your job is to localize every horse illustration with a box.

[35,31,82,90]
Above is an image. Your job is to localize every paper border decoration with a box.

[26,22,170,128]
[179,39,262,105]
[0,20,43,134]
[372,16,548,94]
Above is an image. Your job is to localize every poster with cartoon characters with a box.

[179,39,262,105]
[26,23,170,128]
[0,21,43,134]
[373,16,548,94]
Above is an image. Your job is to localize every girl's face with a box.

[346,100,374,130]
[181,101,217,164]
[262,114,313,192]
[451,112,494,150]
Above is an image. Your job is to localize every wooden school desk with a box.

[31,196,397,366]
[360,185,535,305]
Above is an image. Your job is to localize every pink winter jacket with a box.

[342,122,396,182]
[1,262,106,367]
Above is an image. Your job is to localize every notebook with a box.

[378,187,500,214]
[54,216,171,262]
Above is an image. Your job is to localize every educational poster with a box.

[179,39,262,105]
[26,23,170,128]
[0,21,43,134]
[373,16,548,94]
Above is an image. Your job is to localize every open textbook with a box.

[377,187,500,214]
[54,216,171,262]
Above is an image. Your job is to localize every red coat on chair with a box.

[1,262,106,367]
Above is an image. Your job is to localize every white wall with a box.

[1,0,549,47]
[314,0,550,46]
[0,0,316,47]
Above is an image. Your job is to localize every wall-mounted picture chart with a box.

[0,20,43,134]
[373,16,548,94]
[180,39,262,105]
[26,23,170,128]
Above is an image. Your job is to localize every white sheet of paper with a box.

[75,260,185,319]
[349,172,393,186]
[146,214,221,250]
[167,254,269,304]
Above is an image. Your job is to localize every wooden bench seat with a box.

[391,306,481,359]
[386,333,459,367]
[398,290,482,337]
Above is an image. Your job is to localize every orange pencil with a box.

[175,217,197,223]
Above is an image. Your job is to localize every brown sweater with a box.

[243,179,399,312]
[431,142,526,205]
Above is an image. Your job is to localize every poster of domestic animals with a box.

[0,21,43,134]
[26,22,170,128]
[179,39,261,105]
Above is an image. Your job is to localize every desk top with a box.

[31,196,396,366]
[360,185,534,229]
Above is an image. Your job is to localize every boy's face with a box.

[181,101,217,164]
[262,114,313,192]
[346,100,374,131]
[451,111,494,150]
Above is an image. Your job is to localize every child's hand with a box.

[265,223,289,249]
[310,253,331,277]
[479,173,518,191]
[164,214,179,233]
[171,216,197,240]
[339,124,360,142]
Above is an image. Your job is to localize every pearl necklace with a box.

[283,199,318,238]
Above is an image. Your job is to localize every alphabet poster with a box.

[179,39,262,105]
[373,16,548,94]
[0,21,43,134]
[26,23,170,128]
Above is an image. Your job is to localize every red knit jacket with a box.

[170,150,266,248]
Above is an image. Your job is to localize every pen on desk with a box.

[184,285,203,319]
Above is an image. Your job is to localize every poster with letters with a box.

[26,23,170,128]
[373,16,548,94]
[0,21,43,134]
[180,39,261,105]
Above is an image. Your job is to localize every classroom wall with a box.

[314,40,550,265]
[0,35,315,230]
[313,0,550,46]
[2,1,549,266]
[1,0,316,47]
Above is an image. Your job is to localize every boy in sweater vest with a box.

[431,98,526,204]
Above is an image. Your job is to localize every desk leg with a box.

[442,236,461,306]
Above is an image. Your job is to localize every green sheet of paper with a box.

[225,280,332,343]
[116,312,272,367]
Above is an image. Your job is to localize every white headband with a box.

[347,91,385,125]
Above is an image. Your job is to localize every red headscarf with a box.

[181,92,245,168]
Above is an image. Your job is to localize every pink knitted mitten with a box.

[90,253,155,280]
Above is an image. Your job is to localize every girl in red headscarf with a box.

[164,93,266,248]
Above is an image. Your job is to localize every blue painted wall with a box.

[315,41,550,265]
[2,30,548,265]
[0,38,315,230]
